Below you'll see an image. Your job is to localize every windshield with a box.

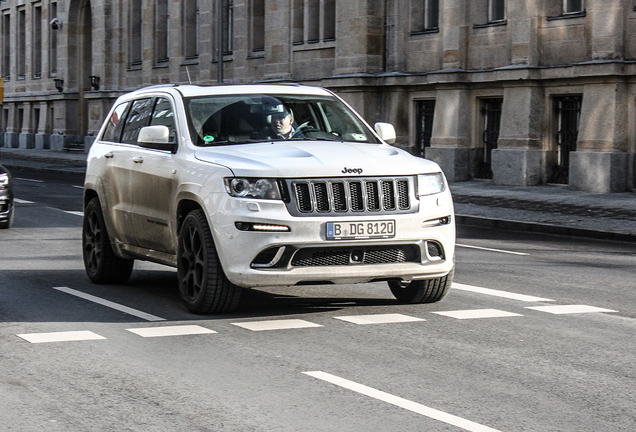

[184,93,382,146]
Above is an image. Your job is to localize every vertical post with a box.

[217,0,223,83]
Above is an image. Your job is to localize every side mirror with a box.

[374,122,396,144]
[137,125,177,152]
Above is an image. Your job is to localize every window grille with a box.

[476,98,502,180]
[415,100,436,157]
[550,96,582,184]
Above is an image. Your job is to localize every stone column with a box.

[426,88,471,181]
[18,103,35,149]
[441,0,468,70]
[492,86,546,186]
[570,82,629,192]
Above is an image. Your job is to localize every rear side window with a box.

[101,102,130,143]
[150,97,177,142]
[121,98,154,144]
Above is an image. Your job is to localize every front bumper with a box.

[0,194,13,222]
[209,192,456,288]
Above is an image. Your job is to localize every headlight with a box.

[224,178,282,200]
[417,173,446,196]
[0,173,9,189]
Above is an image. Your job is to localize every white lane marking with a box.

[452,283,555,302]
[231,319,322,331]
[53,287,166,322]
[433,309,523,320]
[72,185,84,189]
[127,325,216,338]
[525,305,618,315]
[457,243,529,256]
[335,313,425,325]
[14,198,34,204]
[17,331,106,344]
[63,210,84,217]
[304,371,502,432]
[15,178,44,183]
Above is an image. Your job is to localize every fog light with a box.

[251,246,286,268]
[421,216,451,228]
[426,241,444,260]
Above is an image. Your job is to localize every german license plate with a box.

[326,220,396,240]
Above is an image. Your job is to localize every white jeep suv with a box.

[83,84,455,313]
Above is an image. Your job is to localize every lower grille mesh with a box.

[291,245,419,267]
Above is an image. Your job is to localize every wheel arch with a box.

[177,197,205,234]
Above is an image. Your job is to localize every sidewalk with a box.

[2,147,636,242]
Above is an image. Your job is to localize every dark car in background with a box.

[0,163,14,229]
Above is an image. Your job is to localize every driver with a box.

[269,107,304,140]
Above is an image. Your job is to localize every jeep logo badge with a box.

[342,167,363,174]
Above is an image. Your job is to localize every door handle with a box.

[104,152,114,158]
[132,156,144,164]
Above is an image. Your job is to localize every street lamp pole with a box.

[217,0,223,84]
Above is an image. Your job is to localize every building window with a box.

[250,0,265,52]
[156,0,170,63]
[49,1,58,75]
[415,100,436,158]
[129,0,143,66]
[2,12,10,79]
[18,7,25,79]
[564,0,584,14]
[411,0,439,33]
[33,4,42,79]
[183,0,199,58]
[547,0,585,19]
[323,0,335,41]
[293,0,336,45]
[223,0,234,54]
[488,0,505,22]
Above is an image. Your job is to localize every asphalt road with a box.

[1,169,635,431]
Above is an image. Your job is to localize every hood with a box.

[194,141,442,178]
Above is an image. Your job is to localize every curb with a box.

[0,160,86,182]
[456,214,636,243]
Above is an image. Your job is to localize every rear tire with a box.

[177,209,241,314]
[389,267,454,304]
[82,198,134,284]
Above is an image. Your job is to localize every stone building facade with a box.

[1,0,636,192]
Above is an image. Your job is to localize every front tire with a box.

[389,267,454,304]
[177,209,241,314]
[0,206,13,229]
[82,198,134,284]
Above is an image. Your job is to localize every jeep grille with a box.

[287,177,415,216]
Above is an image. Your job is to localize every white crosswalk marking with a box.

[334,313,425,325]
[525,305,618,315]
[433,309,523,320]
[231,319,322,331]
[17,331,106,344]
[127,325,216,338]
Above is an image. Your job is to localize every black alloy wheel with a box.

[177,209,241,314]
[82,198,134,284]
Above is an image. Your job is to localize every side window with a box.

[121,98,154,144]
[150,97,177,142]
[102,102,130,143]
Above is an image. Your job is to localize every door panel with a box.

[129,97,179,253]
